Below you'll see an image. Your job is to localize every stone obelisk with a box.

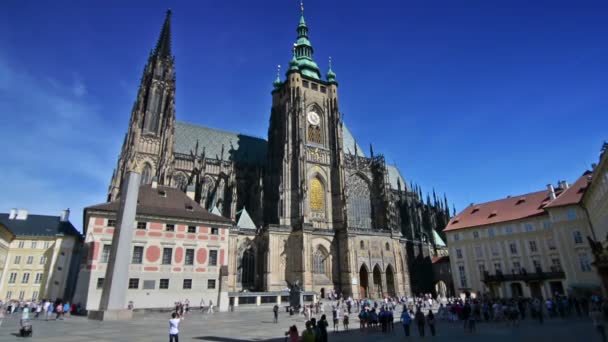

[90,159,141,320]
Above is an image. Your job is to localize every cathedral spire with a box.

[292,1,321,79]
[154,9,173,59]
[326,56,337,84]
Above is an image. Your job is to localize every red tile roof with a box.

[544,171,592,209]
[86,185,233,225]
[444,172,592,232]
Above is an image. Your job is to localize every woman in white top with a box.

[169,312,181,342]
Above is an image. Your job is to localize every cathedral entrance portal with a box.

[359,265,369,298]
[386,265,396,297]
[373,265,383,298]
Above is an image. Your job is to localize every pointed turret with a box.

[273,65,282,90]
[154,9,173,60]
[292,1,321,79]
[326,56,337,84]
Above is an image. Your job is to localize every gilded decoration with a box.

[310,178,324,211]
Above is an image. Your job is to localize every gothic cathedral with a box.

[108,7,452,299]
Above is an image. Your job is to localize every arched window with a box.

[141,163,152,185]
[310,177,325,211]
[241,248,255,289]
[144,88,162,134]
[346,174,373,229]
[308,125,322,144]
[313,248,328,275]
[385,243,390,251]
[360,241,365,250]
[173,173,188,191]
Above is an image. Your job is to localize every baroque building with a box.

[107,7,450,299]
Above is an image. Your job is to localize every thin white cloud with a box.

[0,56,120,232]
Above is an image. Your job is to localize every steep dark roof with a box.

[0,213,81,238]
[86,185,233,225]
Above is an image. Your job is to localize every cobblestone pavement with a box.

[0,309,602,342]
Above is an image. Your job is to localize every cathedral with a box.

[107,7,451,299]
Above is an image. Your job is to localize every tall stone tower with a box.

[265,5,344,230]
[263,4,350,292]
[108,10,176,201]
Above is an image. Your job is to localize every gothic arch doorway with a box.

[241,248,255,290]
[373,265,383,298]
[435,281,447,298]
[359,265,369,299]
[386,265,396,297]
[320,288,325,299]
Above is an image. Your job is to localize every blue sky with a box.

[1,0,606,231]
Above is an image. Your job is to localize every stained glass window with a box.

[346,174,372,228]
[308,125,322,144]
[310,178,324,211]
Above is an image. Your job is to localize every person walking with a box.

[400,309,412,337]
[46,301,53,321]
[169,312,181,342]
[273,304,279,324]
[302,321,315,342]
[415,308,426,337]
[343,312,349,331]
[285,325,299,342]
[427,310,436,336]
[591,304,607,342]
[208,300,214,314]
[318,315,329,342]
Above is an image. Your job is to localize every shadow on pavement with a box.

[193,337,283,342]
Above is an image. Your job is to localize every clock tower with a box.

[263,3,351,292]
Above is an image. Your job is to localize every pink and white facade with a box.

[74,189,232,310]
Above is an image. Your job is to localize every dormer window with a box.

[186,205,194,211]
[489,210,498,218]
[516,197,526,205]
[158,190,167,197]
[471,207,480,214]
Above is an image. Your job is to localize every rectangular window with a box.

[320,86,326,93]
[478,264,486,277]
[31,242,37,249]
[34,273,43,284]
[458,265,467,288]
[302,80,309,88]
[22,273,30,284]
[543,220,551,230]
[551,258,562,272]
[207,279,216,289]
[6,291,12,300]
[513,262,521,273]
[18,241,24,248]
[188,226,197,233]
[162,248,173,265]
[533,259,542,272]
[456,249,463,259]
[453,233,460,241]
[160,279,170,289]
[529,240,538,253]
[311,83,318,91]
[128,278,139,289]
[166,224,175,232]
[524,223,534,232]
[473,231,479,239]
[475,246,483,258]
[547,238,556,250]
[19,291,25,300]
[509,242,518,254]
[211,227,219,235]
[505,226,514,234]
[573,231,583,244]
[580,254,592,272]
[137,221,147,230]
[40,255,47,265]
[26,256,33,264]
[488,228,495,237]
[185,249,194,265]
[209,250,218,266]
[132,246,144,264]
[32,291,39,301]
[143,280,155,290]
[14,256,21,264]
[567,209,577,221]
[107,219,116,227]
[491,243,499,256]
[183,279,192,289]
[101,244,111,263]
[96,278,104,289]
[8,272,17,284]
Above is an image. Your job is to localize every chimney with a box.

[60,208,70,222]
[151,177,158,189]
[15,209,28,220]
[563,181,570,189]
[186,184,196,201]
[9,208,17,219]
[547,184,556,200]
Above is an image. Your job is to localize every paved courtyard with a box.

[0,309,602,342]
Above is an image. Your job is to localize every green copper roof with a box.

[292,6,321,79]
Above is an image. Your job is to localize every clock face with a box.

[307,111,320,125]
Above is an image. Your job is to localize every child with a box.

[343,312,349,331]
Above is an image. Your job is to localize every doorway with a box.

[359,265,369,298]
[373,265,383,298]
